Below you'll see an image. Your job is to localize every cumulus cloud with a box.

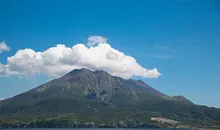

[0,36,161,79]
[0,41,10,53]
[87,36,107,47]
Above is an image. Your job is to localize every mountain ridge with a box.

[0,68,220,128]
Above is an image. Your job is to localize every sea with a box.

[1,128,190,130]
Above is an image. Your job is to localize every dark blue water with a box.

[1,128,189,130]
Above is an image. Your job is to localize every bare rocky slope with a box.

[0,68,220,128]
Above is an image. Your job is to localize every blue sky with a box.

[0,0,220,107]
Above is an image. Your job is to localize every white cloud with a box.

[0,36,161,79]
[0,63,6,75]
[0,41,10,53]
[0,98,4,101]
[87,36,107,47]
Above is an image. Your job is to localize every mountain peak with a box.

[2,68,220,128]
[61,68,169,99]
[64,68,92,76]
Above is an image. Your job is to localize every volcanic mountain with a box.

[0,68,220,128]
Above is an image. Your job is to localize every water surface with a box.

[1,128,190,130]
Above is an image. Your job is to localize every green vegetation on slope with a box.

[0,68,220,128]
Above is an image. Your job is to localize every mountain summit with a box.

[0,68,220,128]
[28,68,169,102]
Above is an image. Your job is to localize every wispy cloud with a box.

[0,41,10,53]
[154,45,176,53]
[149,45,176,59]
[151,54,174,59]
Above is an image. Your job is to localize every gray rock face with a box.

[33,68,168,102]
[70,69,169,99]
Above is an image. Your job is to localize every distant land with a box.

[0,68,220,129]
